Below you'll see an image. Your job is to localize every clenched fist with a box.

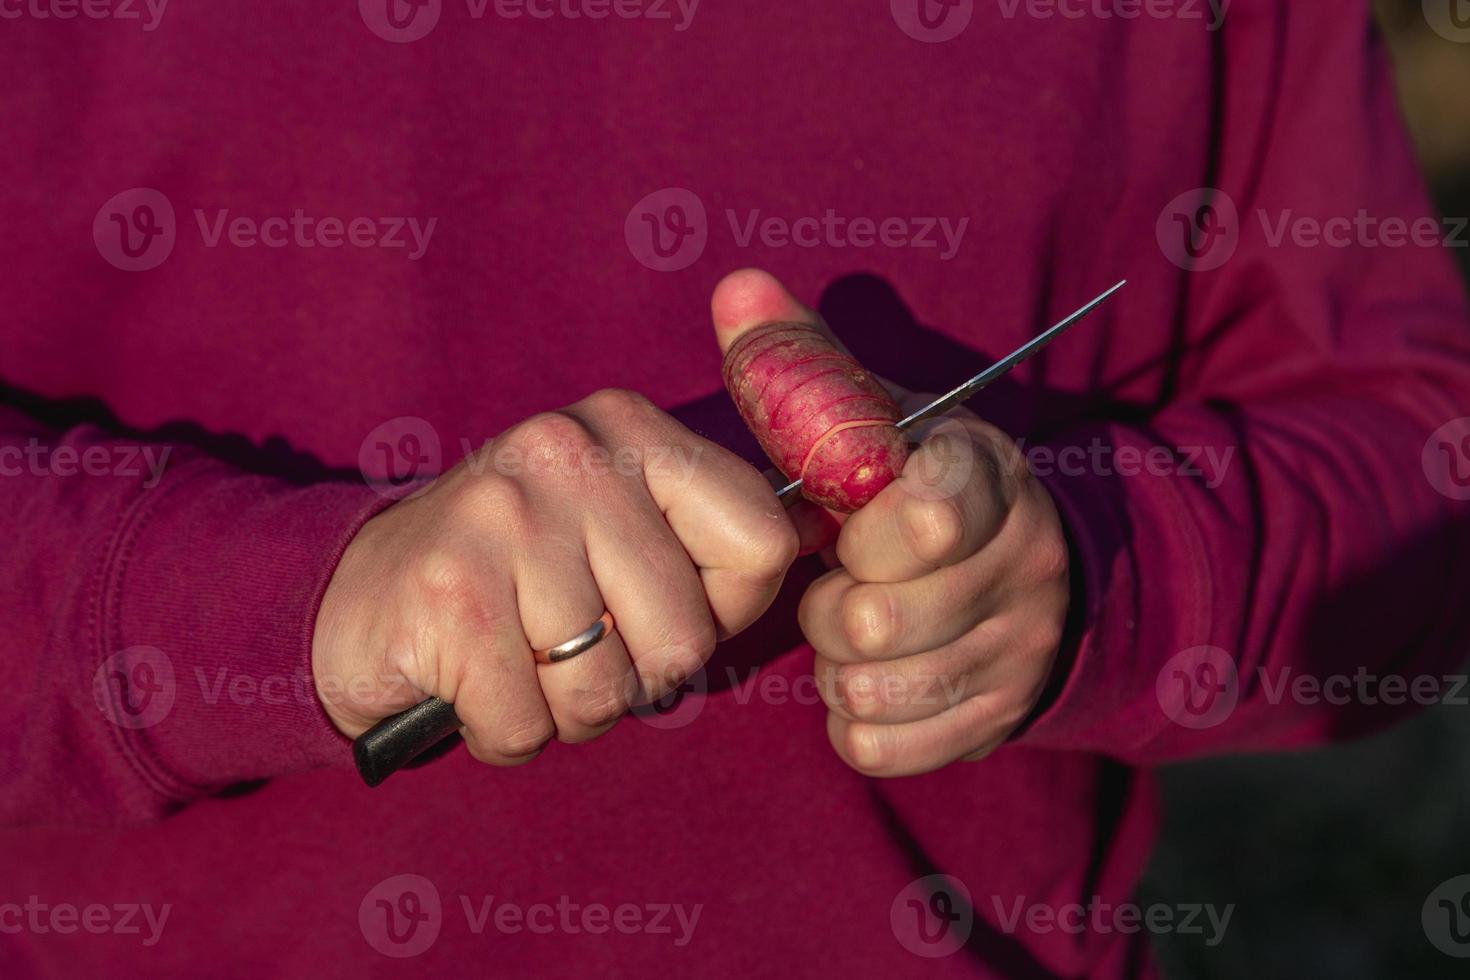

[312,388,800,764]
[711,269,1070,778]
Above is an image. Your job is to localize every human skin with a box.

[712,269,1070,777]
[310,387,802,764]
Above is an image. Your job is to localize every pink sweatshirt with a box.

[2,1,1468,976]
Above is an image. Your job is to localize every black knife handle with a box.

[353,697,462,787]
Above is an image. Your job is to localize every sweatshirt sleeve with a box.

[0,406,391,828]
[1015,1,1470,762]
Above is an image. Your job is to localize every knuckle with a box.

[844,724,891,774]
[901,496,964,565]
[1027,529,1071,586]
[579,387,652,424]
[1032,616,1065,659]
[503,412,598,476]
[411,549,483,619]
[491,718,556,759]
[741,517,801,580]
[664,605,719,664]
[567,684,630,732]
[639,635,710,696]
[840,587,893,658]
[379,634,433,695]
[993,695,1033,736]
[451,474,533,526]
[813,658,844,708]
[463,737,499,765]
[839,668,886,721]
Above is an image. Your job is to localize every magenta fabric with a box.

[3,1,1469,976]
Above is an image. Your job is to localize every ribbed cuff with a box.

[96,462,394,796]
[1010,428,1141,752]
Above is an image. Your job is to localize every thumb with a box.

[710,268,845,356]
[711,269,844,551]
[710,267,913,404]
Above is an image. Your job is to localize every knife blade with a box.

[776,280,1126,502]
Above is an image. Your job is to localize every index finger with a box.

[566,389,800,638]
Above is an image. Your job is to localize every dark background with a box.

[1139,6,1470,977]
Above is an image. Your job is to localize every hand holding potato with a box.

[713,269,1069,777]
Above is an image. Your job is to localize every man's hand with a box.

[802,401,1069,777]
[311,388,800,765]
[712,269,1070,778]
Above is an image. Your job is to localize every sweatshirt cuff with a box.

[1010,426,1152,753]
[96,462,393,797]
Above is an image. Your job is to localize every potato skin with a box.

[722,322,908,512]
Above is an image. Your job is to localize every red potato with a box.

[722,321,909,512]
